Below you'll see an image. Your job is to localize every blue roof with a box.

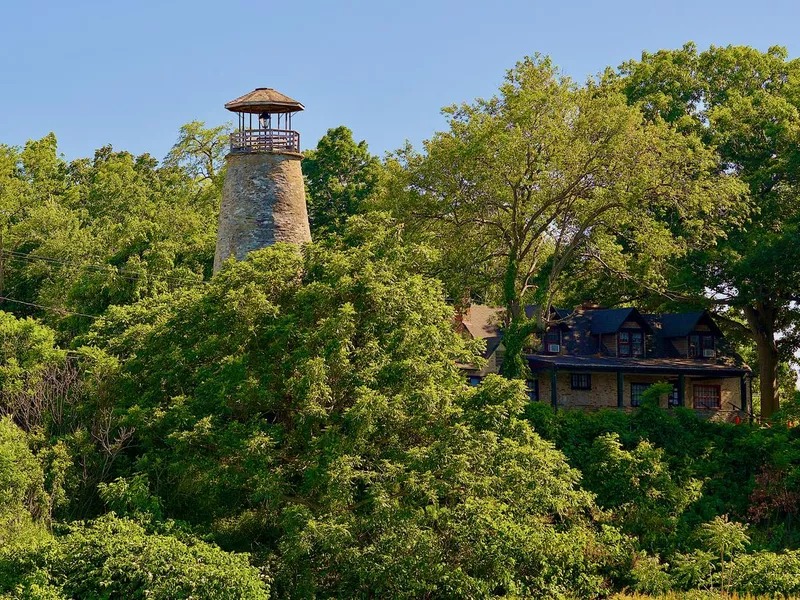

[588,307,653,335]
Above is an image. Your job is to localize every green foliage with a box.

[670,550,716,590]
[386,54,745,377]
[302,126,383,236]
[0,312,67,430]
[524,402,800,552]
[699,516,750,560]
[1,514,269,600]
[584,433,701,552]
[615,43,800,416]
[0,127,218,339]
[726,550,800,596]
[0,417,48,543]
[699,516,749,592]
[97,475,163,522]
[163,120,230,184]
[631,553,672,595]
[84,228,621,598]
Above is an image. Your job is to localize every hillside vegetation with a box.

[1,43,799,599]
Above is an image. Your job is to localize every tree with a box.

[699,515,750,592]
[615,43,800,418]
[164,120,230,183]
[85,218,619,598]
[0,134,217,338]
[302,126,383,236]
[387,55,745,378]
[0,416,48,542]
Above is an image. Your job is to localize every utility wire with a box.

[0,249,208,286]
[0,296,99,319]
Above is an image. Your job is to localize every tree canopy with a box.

[612,43,800,417]
[385,55,746,378]
[302,126,383,237]
[0,45,798,599]
[83,220,618,598]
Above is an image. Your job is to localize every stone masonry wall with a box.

[213,151,311,272]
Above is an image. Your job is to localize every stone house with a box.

[457,304,752,421]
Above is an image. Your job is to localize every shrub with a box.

[727,550,800,596]
[1,515,269,600]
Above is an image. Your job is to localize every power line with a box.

[0,296,99,319]
[0,249,208,287]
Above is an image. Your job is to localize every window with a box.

[467,376,482,387]
[544,330,561,353]
[571,373,592,390]
[693,384,721,409]
[632,332,644,356]
[689,334,715,358]
[668,384,680,407]
[631,383,650,407]
[701,335,715,357]
[688,335,700,357]
[619,331,630,356]
[526,379,539,401]
[619,331,644,357]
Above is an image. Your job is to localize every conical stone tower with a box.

[213,88,312,273]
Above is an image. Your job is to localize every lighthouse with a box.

[213,88,312,273]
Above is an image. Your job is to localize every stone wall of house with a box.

[687,376,747,422]
[213,151,311,273]
[534,370,749,421]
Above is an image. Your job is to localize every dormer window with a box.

[544,330,561,354]
[689,334,716,358]
[619,331,644,357]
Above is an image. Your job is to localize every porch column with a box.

[678,373,685,407]
[617,371,624,408]
[551,368,558,411]
[740,376,748,413]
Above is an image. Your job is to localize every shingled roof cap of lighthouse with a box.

[224,88,305,114]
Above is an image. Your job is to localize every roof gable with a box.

[461,305,503,340]
[589,307,653,335]
[657,311,723,338]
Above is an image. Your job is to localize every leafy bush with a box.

[0,416,48,539]
[83,229,624,598]
[584,432,701,552]
[631,553,672,595]
[97,474,163,521]
[525,401,800,551]
[727,550,800,596]
[1,515,269,600]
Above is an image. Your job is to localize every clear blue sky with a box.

[1,0,798,161]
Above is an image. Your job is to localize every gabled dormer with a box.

[589,307,654,357]
[522,305,571,355]
[658,311,724,359]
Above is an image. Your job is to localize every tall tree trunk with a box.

[500,254,539,380]
[744,304,780,420]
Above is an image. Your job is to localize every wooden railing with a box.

[230,128,300,153]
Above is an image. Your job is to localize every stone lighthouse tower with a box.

[213,88,312,273]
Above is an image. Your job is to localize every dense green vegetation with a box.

[0,43,798,598]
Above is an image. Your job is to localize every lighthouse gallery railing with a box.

[230,128,300,153]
